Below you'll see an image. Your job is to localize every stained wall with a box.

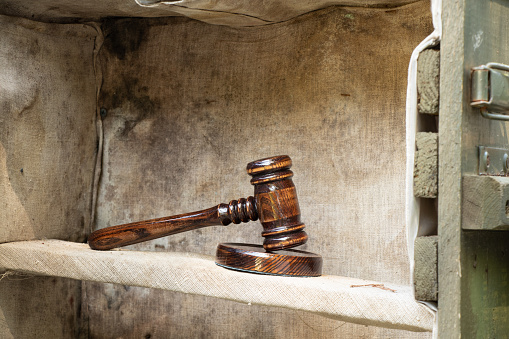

[88,3,433,338]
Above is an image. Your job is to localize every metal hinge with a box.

[471,63,509,121]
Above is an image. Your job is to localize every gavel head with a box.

[246,155,308,251]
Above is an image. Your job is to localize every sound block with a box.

[215,243,322,277]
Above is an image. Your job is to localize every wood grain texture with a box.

[462,175,509,230]
[215,243,322,277]
[413,132,438,198]
[440,1,509,336]
[413,236,437,301]
[89,155,309,252]
[247,155,308,251]
[417,49,440,115]
[88,197,257,250]
[438,1,465,335]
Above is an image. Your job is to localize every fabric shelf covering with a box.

[0,240,434,332]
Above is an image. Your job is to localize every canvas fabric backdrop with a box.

[0,0,419,25]
[0,16,99,244]
[0,1,434,338]
[0,15,99,338]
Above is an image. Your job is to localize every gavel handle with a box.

[88,197,258,250]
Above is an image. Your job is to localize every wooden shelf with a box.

[0,240,433,332]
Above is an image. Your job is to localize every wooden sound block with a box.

[215,243,322,277]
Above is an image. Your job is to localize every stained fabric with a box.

[0,1,436,338]
[0,0,418,25]
[0,16,99,243]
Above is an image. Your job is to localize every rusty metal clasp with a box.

[471,63,509,121]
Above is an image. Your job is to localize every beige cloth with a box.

[136,0,419,26]
[96,3,432,286]
[0,0,418,26]
[0,2,435,338]
[0,15,99,243]
[0,240,435,332]
[91,3,433,337]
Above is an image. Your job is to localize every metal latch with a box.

[478,146,509,176]
[471,63,509,121]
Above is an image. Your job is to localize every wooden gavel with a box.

[88,155,308,252]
